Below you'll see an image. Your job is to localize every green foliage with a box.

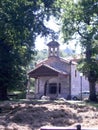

[0,0,58,100]
[35,49,48,62]
[57,0,98,75]
[28,49,48,70]
[56,0,98,101]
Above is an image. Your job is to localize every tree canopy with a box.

[0,0,58,100]
[56,0,98,101]
[1,0,98,101]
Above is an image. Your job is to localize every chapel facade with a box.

[27,40,90,99]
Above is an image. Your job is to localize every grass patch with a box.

[8,90,26,100]
[87,102,98,108]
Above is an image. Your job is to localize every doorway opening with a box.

[49,83,57,94]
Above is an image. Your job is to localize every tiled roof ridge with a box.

[28,63,68,76]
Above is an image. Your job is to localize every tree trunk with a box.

[89,81,97,101]
[0,86,9,101]
[88,72,97,101]
[86,42,97,101]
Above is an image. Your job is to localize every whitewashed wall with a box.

[71,63,89,96]
[34,75,70,98]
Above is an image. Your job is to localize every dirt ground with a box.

[0,99,98,130]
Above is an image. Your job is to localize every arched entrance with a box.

[44,77,61,98]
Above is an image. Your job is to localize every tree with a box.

[57,0,98,101]
[0,0,58,100]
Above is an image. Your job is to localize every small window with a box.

[75,70,77,77]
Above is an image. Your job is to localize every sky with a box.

[35,17,81,54]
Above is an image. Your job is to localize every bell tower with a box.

[47,41,60,57]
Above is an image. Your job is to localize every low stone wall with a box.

[40,126,97,130]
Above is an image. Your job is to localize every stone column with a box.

[46,80,49,96]
[57,76,59,97]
